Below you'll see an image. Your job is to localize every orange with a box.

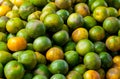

[30,0,48,7]
[6,17,25,34]
[72,27,88,42]
[0,42,8,51]
[25,20,46,38]
[12,51,23,60]
[0,32,7,42]
[105,36,120,52]
[99,52,113,69]
[83,16,97,29]
[35,52,47,64]
[75,3,90,17]
[28,11,41,21]
[64,41,76,52]
[84,52,101,70]
[76,39,94,56]
[46,46,64,62]
[44,13,64,33]
[52,30,69,46]
[55,0,72,9]
[0,5,11,16]
[4,60,25,79]
[32,75,47,79]
[50,74,66,79]
[65,50,80,67]
[106,67,120,79]
[49,59,69,75]
[1,0,13,7]
[0,51,13,65]
[91,0,108,11]
[93,6,108,22]
[107,7,118,17]
[6,10,20,18]
[66,70,83,79]
[89,26,105,41]
[7,37,27,51]
[33,36,52,52]
[103,17,119,34]
[113,55,120,67]
[83,70,101,79]
[67,13,84,30]
[18,50,37,70]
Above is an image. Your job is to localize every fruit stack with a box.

[0,0,120,79]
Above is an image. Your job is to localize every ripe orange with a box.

[46,46,64,62]
[7,37,27,51]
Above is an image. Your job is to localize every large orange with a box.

[7,37,27,51]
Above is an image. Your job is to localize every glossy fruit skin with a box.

[46,46,64,62]
[30,0,48,7]
[76,39,94,56]
[49,59,69,75]
[50,74,66,79]
[33,36,52,52]
[113,55,120,67]
[4,60,25,79]
[18,50,37,70]
[7,37,27,52]
[32,74,48,79]
[84,52,101,70]
[25,20,46,38]
[83,70,101,79]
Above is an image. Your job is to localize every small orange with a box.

[113,55,120,67]
[0,5,11,16]
[72,27,88,42]
[46,46,64,62]
[7,37,27,51]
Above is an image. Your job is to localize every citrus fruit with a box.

[0,32,7,42]
[4,60,25,79]
[25,20,46,38]
[1,0,13,7]
[83,16,97,29]
[6,10,19,18]
[7,33,15,41]
[76,39,94,56]
[56,9,70,21]
[44,13,64,33]
[26,43,34,50]
[66,70,83,79]
[67,13,84,30]
[27,11,41,21]
[52,30,69,46]
[0,51,13,65]
[75,3,90,17]
[12,51,23,60]
[0,63,3,77]
[35,52,47,64]
[99,52,113,69]
[0,42,8,51]
[73,64,87,75]
[64,41,76,52]
[65,50,80,67]
[32,74,48,79]
[16,29,31,42]
[46,46,64,62]
[105,36,120,52]
[83,70,101,79]
[6,17,25,34]
[72,27,88,42]
[33,36,52,52]
[55,0,72,9]
[30,0,48,7]
[106,67,120,79]
[7,37,27,51]
[34,64,52,78]
[113,55,120,67]
[103,17,119,34]
[89,26,105,41]
[94,41,106,53]
[22,72,33,79]
[84,52,101,70]
[18,50,37,70]
[50,74,66,79]
[107,7,118,17]
[93,6,108,22]
[49,59,69,75]
[91,0,108,11]
[0,16,9,32]
[19,2,35,20]
[0,5,11,16]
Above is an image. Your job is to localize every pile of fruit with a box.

[0,0,120,79]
